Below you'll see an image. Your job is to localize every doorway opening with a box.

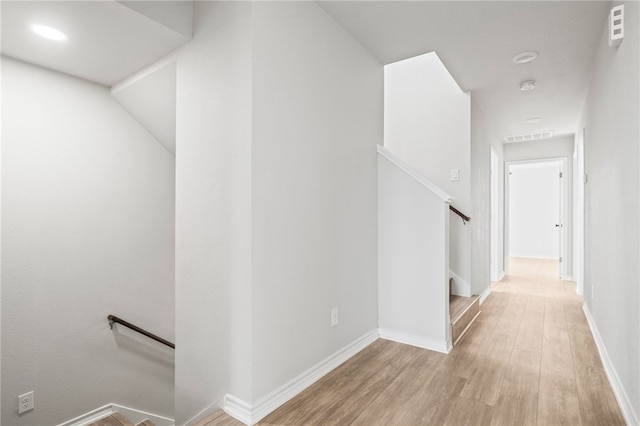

[505,158,568,279]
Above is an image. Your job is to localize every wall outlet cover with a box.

[18,391,34,414]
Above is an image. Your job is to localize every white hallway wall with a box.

[580,0,639,422]
[470,98,503,296]
[251,1,381,403]
[384,52,472,296]
[1,57,175,425]
[174,2,253,422]
[174,1,381,422]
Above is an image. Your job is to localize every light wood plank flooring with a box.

[204,258,624,425]
[88,412,134,426]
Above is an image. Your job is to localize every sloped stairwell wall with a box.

[1,57,175,426]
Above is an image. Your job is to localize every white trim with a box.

[582,303,639,426]
[224,395,253,425]
[58,404,114,426]
[479,285,492,304]
[183,399,223,426]
[505,157,569,279]
[508,253,560,260]
[490,146,500,283]
[58,404,174,426]
[377,145,453,202]
[113,405,174,426]
[224,329,379,425]
[378,328,451,354]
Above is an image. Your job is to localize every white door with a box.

[507,160,565,277]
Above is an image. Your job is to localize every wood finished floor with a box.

[203,258,624,426]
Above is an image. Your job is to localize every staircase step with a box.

[136,420,156,426]
[88,412,134,426]
[451,295,480,346]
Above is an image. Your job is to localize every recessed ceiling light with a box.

[525,117,542,123]
[512,51,538,64]
[31,25,68,42]
[519,80,536,91]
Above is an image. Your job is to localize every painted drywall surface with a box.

[508,163,561,259]
[0,19,3,424]
[378,155,448,344]
[384,52,471,207]
[503,136,574,277]
[581,0,639,419]
[251,1,381,402]
[503,136,574,163]
[174,2,253,422]
[1,58,175,425]
[384,52,471,295]
[111,60,177,155]
[117,0,194,39]
[470,97,503,295]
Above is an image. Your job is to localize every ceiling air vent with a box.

[609,5,624,47]
[503,130,554,143]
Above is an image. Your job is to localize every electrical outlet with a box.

[331,307,339,327]
[18,391,34,414]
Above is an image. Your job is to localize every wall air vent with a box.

[503,130,555,143]
[609,5,624,47]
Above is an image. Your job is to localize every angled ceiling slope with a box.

[1,1,193,87]
[111,60,177,156]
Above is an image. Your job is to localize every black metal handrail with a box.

[108,315,175,349]
[449,205,471,224]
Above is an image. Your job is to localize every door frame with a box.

[490,147,501,282]
[574,129,586,295]
[504,157,569,279]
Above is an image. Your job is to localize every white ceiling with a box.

[1,1,192,86]
[318,1,611,140]
[1,1,611,143]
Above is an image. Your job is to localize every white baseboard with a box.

[184,399,223,426]
[582,303,639,426]
[59,404,174,426]
[479,285,492,304]
[224,395,253,425]
[509,254,558,260]
[378,328,451,354]
[58,404,114,426]
[224,329,379,425]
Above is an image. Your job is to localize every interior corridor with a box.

[200,258,623,426]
